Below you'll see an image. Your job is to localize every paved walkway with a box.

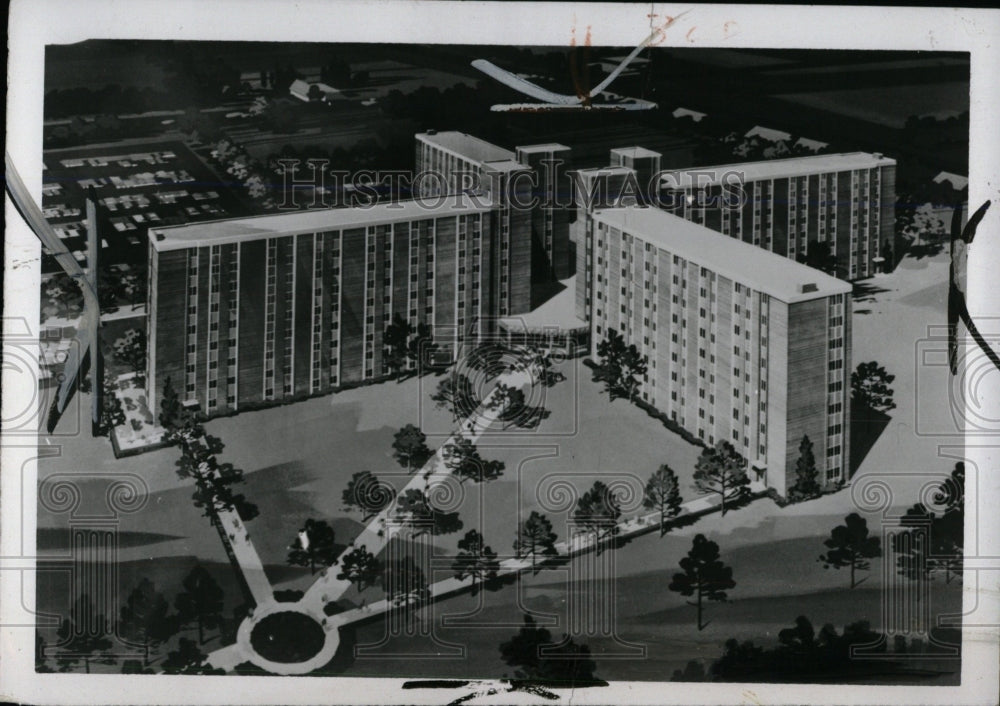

[311,479,768,647]
[203,356,766,674]
[205,363,537,674]
[299,365,536,607]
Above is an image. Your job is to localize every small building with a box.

[672,107,707,122]
[745,125,793,142]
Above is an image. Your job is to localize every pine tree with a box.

[692,441,751,516]
[119,578,178,665]
[452,529,500,592]
[819,513,882,588]
[668,534,736,630]
[788,435,822,501]
[643,464,684,534]
[595,329,626,401]
[56,594,113,673]
[174,565,224,644]
[573,481,622,543]
[162,637,225,674]
[514,511,558,569]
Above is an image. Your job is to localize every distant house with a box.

[672,107,707,122]
[289,79,311,102]
[290,79,342,103]
[745,125,793,142]
[933,171,968,191]
[795,137,829,152]
[590,55,649,78]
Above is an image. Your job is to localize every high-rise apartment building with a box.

[146,197,498,416]
[658,152,896,280]
[609,146,662,204]
[570,166,640,323]
[587,206,852,495]
[516,143,573,280]
[415,131,571,312]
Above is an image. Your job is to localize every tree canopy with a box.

[692,441,751,516]
[819,512,882,588]
[669,533,736,630]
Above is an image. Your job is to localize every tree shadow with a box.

[852,280,891,303]
[906,242,945,260]
[850,401,892,475]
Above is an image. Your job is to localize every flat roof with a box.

[592,206,851,303]
[516,143,571,154]
[482,159,531,173]
[745,125,793,142]
[611,146,662,160]
[661,152,896,187]
[573,165,636,178]
[416,131,515,165]
[150,195,495,252]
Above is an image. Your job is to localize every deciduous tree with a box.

[394,488,464,536]
[341,470,395,521]
[384,314,414,378]
[287,519,338,575]
[381,555,428,607]
[431,372,477,422]
[499,614,599,685]
[337,545,381,592]
[893,462,964,585]
[851,361,896,412]
[444,434,504,483]
[392,424,431,473]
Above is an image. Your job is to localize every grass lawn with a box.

[36,249,964,679]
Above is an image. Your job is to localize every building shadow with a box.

[850,401,892,475]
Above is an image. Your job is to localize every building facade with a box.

[146,197,498,416]
[609,146,662,205]
[570,166,640,323]
[416,131,572,313]
[658,152,896,280]
[587,206,852,496]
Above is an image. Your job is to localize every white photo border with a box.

[4,2,999,704]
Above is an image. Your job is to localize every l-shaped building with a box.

[146,130,862,497]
